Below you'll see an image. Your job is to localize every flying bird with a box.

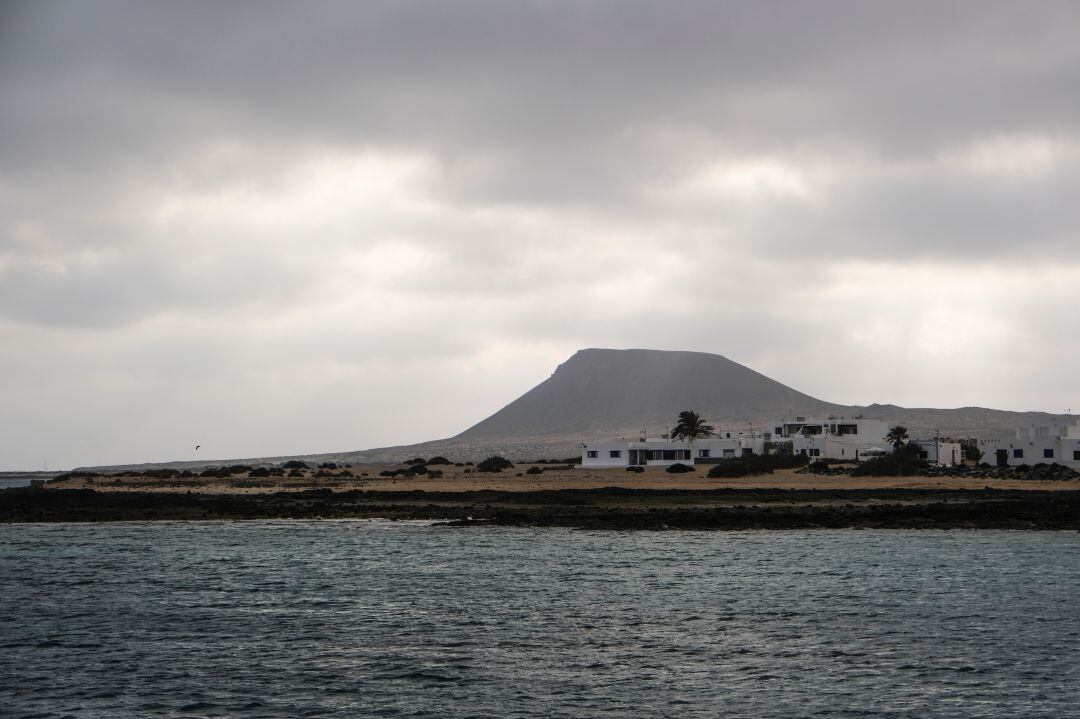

[195,445,200,451]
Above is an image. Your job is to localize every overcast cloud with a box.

[2,1,1079,470]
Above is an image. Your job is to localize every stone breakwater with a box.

[3,487,1079,530]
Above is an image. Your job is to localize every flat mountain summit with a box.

[456,348,844,442]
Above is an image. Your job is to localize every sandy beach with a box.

[42,463,1080,495]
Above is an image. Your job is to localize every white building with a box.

[910,439,965,466]
[976,418,1080,468]
[769,417,891,461]
[580,433,765,469]
[580,416,893,467]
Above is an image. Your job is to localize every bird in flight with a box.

[195,445,201,451]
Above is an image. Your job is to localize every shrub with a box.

[850,446,928,477]
[319,462,338,470]
[427,470,443,479]
[403,457,426,465]
[526,466,543,475]
[477,456,514,472]
[249,467,270,478]
[406,464,428,476]
[666,463,695,474]
[707,453,809,478]
[427,456,452,465]
[282,460,309,470]
[625,466,645,473]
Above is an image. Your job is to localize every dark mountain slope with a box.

[454,348,845,441]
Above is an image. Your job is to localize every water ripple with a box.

[2,525,1079,717]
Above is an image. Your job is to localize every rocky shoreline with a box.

[3,486,1079,530]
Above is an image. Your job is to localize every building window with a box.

[1074,450,1080,461]
[698,449,710,458]
[808,448,820,457]
[586,451,598,459]
[1013,448,1024,459]
[1044,448,1054,459]
[609,450,621,458]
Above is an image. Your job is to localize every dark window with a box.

[609,450,621,458]
[1044,448,1054,459]
[586,451,598,458]
[698,449,710,458]
[1074,450,1080,461]
[919,451,929,459]
[1013,448,1024,459]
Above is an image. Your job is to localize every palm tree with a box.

[670,410,715,462]
[886,425,909,450]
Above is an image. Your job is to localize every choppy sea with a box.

[2,522,1079,718]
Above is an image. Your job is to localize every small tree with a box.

[885,426,909,450]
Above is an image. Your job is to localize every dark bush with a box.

[477,456,514,472]
[288,469,304,478]
[850,446,928,477]
[427,456,452,465]
[406,464,429,476]
[526,466,543,475]
[625,466,645,473]
[282,460,309,470]
[403,457,426,465]
[319,463,338,470]
[427,470,443,479]
[249,467,270,478]
[666,463,695,474]
[707,453,809,478]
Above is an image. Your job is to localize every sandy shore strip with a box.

[40,463,1080,495]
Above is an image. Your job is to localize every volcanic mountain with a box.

[455,348,842,441]
[84,348,1061,470]
[328,348,1052,464]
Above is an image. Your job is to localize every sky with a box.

[2,1,1079,470]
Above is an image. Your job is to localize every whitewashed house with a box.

[580,433,765,469]
[909,439,965,466]
[769,417,891,460]
[580,416,894,468]
[976,418,1080,468]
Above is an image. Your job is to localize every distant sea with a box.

[0,473,62,489]
[2,523,1078,718]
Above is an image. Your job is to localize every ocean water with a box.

[2,523,1079,718]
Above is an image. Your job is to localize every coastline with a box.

[4,463,1077,529]
[4,485,1079,529]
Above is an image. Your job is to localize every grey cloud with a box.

[3,1,1080,468]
